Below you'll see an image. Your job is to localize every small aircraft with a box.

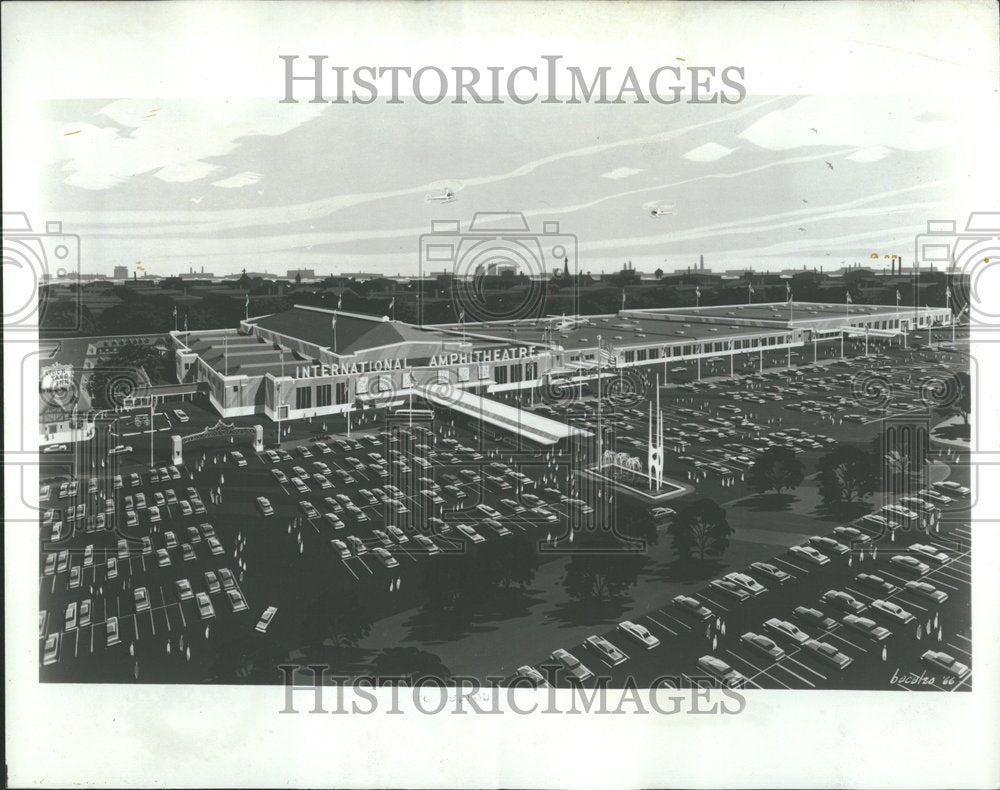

[425,189,457,204]
[643,200,676,217]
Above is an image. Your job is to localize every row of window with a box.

[295,382,348,410]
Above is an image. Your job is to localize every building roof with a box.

[249,305,462,356]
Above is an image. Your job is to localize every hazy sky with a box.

[42,92,983,278]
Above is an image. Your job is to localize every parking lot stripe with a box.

[771,660,816,688]
[956,633,971,644]
[723,649,784,689]
[773,557,809,574]
[698,593,730,612]
[945,641,970,657]
[784,654,827,681]
[658,611,692,631]
[645,615,677,637]
[825,629,867,653]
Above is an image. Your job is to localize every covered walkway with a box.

[414,385,591,446]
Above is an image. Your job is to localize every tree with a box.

[299,589,372,650]
[562,533,644,602]
[295,272,302,284]
[483,533,538,590]
[667,499,734,563]
[369,647,452,684]
[420,552,493,616]
[817,444,879,505]
[655,268,664,280]
[746,446,804,494]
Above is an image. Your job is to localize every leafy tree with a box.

[369,647,452,684]
[86,344,173,409]
[420,552,493,615]
[667,499,734,563]
[562,533,644,602]
[299,589,372,650]
[817,444,880,505]
[483,533,538,590]
[295,272,302,284]
[746,446,804,494]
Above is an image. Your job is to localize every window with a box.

[335,382,348,404]
[478,365,490,380]
[458,366,470,383]
[316,384,332,408]
[511,364,523,383]
[495,365,508,385]
[295,387,312,410]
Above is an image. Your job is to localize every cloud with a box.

[212,171,263,189]
[738,96,960,152]
[847,146,891,163]
[50,100,325,191]
[683,142,737,162]
[600,167,645,179]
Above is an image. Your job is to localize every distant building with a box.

[287,269,315,280]
[113,265,129,280]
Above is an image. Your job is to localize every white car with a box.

[456,524,485,544]
[231,451,247,468]
[696,655,746,687]
[617,620,660,649]
[724,572,766,596]
[585,635,629,666]
[909,543,949,564]
[256,496,274,516]
[871,599,916,624]
[255,606,278,633]
[921,650,970,680]
[790,545,830,565]
[550,648,593,683]
[173,409,190,423]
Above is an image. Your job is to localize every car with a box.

[106,616,121,646]
[413,535,441,555]
[696,655,746,688]
[265,450,280,463]
[789,545,830,565]
[255,606,278,633]
[833,526,871,545]
[186,525,203,544]
[904,580,949,603]
[842,614,891,641]
[272,469,288,484]
[178,500,193,517]
[153,491,166,508]
[256,496,274,516]
[793,606,836,630]
[483,519,511,537]
[212,568,234,591]
[69,566,82,588]
[200,522,217,539]
[83,544,94,567]
[764,617,809,644]
[135,492,147,509]
[550,649,594,683]
[889,555,930,576]
[900,496,937,516]
[346,535,367,556]
[227,588,249,612]
[933,480,970,497]
[297,445,314,459]
[585,635,629,666]
[673,595,713,620]
[298,501,320,519]
[207,537,224,556]
[105,556,119,579]
[921,650,970,680]
[808,536,850,556]
[196,592,216,620]
[322,534,351,558]
[291,477,310,494]
[173,409,189,423]
[651,506,676,519]
[372,547,400,568]
[475,504,502,520]
[64,601,79,631]
[116,538,129,560]
[456,524,485,544]
[43,553,57,576]
[919,488,953,506]
[740,632,785,660]
[855,573,898,596]
[513,666,549,687]
[910,543,949,564]
[724,572,767,596]
[322,513,344,530]
[165,489,178,505]
[231,451,247,468]
[156,548,171,567]
[42,633,60,666]
[709,579,751,601]
[617,620,660,649]
[751,561,791,584]
[384,525,408,545]
[822,589,867,614]
[802,639,853,669]
[871,599,916,624]
[134,587,150,612]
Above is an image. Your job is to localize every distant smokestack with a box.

[700,254,705,270]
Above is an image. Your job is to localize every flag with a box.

[896,290,901,304]
[184,314,188,332]
[748,285,755,294]
[172,305,177,318]
[846,292,853,305]
[695,286,701,299]
[388,297,395,311]
[337,293,343,310]
[245,294,250,308]
[621,289,626,309]
[786,282,792,301]
[459,308,465,323]
[330,314,337,330]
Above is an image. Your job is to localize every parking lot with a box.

[38,328,973,688]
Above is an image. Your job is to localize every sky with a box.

[38,92,990,279]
